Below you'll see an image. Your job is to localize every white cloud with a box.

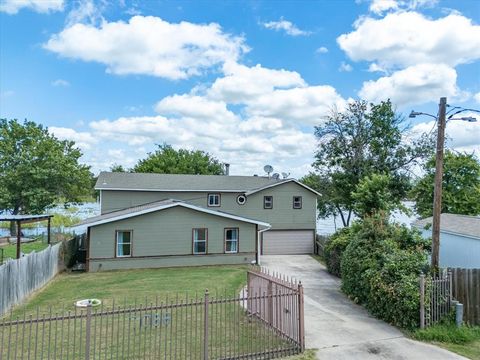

[49,126,97,150]
[338,12,480,70]
[368,0,439,15]
[208,62,305,103]
[262,18,311,36]
[0,0,63,14]
[474,92,480,104]
[51,79,70,87]
[66,0,103,27]
[316,46,329,54]
[359,63,462,106]
[338,62,353,72]
[44,16,248,80]
[369,0,399,15]
[367,63,387,73]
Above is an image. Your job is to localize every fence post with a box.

[298,282,305,351]
[85,305,92,360]
[203,289,209,360]
[420,273,425,329]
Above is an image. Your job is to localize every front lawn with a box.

[411,324,480,359]
[13,265,249,314]
[0,240,49,264]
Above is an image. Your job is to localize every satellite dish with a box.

[282,172,290,179]
[264,165,273,174]
[272,173,280,180]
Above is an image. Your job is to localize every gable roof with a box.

[413,213,480,240]
[244,179,321,196]
[96,172,283,192]
[77,199,271,229]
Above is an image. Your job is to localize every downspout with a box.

[257,226,271,266]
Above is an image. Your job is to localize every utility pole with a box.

[431,97,447,270]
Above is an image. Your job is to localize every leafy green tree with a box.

[310,100,433,226]
[351,173,404,218]
[411,150,480,217]
[0,119,92,234]
[133,144,225,175]
[110,164,127,172]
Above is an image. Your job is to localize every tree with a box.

[351,173,401,218]
[309,100,433,226]
[110,164,126,172]
[133,144,225,175]
[411,150,480,217]
[0,119,92,234]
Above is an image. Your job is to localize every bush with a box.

[324,227,354,277]
[340,215,429,329]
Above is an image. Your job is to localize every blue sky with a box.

[1,0,479,177]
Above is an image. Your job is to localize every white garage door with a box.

[262,230,314,255]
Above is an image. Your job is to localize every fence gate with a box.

[420,271,453,328]
[0,269,304,359]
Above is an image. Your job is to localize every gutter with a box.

[256,226,272,265]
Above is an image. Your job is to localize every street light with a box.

[410,98,478,271]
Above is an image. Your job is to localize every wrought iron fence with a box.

[420,271,453,328]
[0,269,304,359]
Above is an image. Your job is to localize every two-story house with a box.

[79,172,319,271]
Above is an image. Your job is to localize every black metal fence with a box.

[0,270,304,359]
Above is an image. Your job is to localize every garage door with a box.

[262,230,314,255]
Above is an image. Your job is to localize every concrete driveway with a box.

[260,255,465,360]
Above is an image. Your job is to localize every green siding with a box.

[101,182,317,230]
[89,206,256,272]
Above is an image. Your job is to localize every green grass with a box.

[0,240,49,264]
[411,324,480,359]
[2,265,299,359]
[13,265,249,314]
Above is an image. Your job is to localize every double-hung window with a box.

[224,228,239,253]
[293,196,302,209]
[207,193,220,207]
[264,196,273,209]
[116,230,132,257]
[193,228,207,254]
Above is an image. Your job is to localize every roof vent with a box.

[224,163,230,176]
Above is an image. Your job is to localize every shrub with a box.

[340,215,429,329]
[324,227,354,277]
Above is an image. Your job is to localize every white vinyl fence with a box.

[0,243,61,316]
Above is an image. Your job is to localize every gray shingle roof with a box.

[95,172,284,192]
[413,214,480,240]
[77,199,270,228]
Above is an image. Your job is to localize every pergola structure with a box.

[0,214,53,259]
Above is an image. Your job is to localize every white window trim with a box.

[193,228,207,255]
[207,193,221,207]
[293,196,302,209]
[264,196,273,209]
[224,228,239,254]
[116,230,132,258]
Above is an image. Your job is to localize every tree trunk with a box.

[9,206,19,236]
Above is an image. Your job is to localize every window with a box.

[207,193,220,207]
[264,196,273,209]
[193,228,207,254]
[293,196,302,209]
[236,194,247,205]
[224,228,239,253]
[116,230,132,257]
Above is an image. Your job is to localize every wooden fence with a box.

[450,268,480,325]
[0,243,61,316]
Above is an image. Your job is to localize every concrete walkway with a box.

[260,255,465,360]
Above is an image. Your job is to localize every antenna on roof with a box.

[282,172,290,179]
[272,173,280,180]
[263,165,273,178]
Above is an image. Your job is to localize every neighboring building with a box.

[413,214,480,269]
[79,172,320,271]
